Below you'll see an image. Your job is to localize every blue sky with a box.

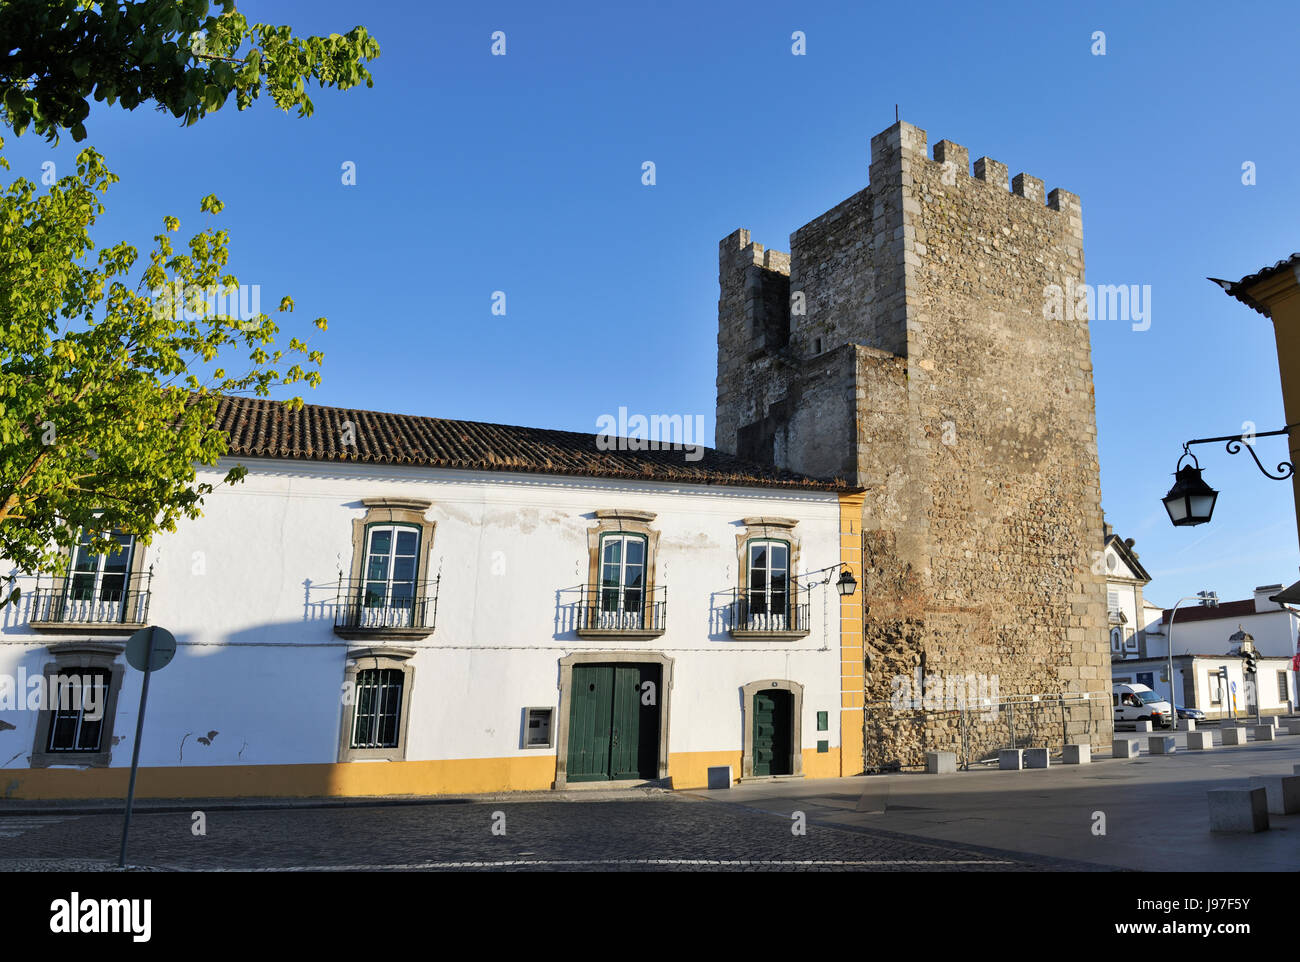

[6,0,1299,611]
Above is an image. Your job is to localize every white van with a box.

[1112,683,1173,729]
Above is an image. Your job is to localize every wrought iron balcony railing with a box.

[576,584,667,635]
[730,590,810,636]
[333,577,439,637]
[29,572,152,629]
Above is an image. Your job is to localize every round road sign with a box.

[125,626,177,672]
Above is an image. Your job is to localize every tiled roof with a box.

[1209,253,1300,316]
[213,396,856,492]
[1161,599,1258,624]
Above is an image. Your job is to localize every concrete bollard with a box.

[1286,721,1300,735]
[999,749,1024,770]
[926,751,956,774]
[1112,738,1141,759]
[1186,731,1215,750]
[1024,747,1050,769]
[1221,727,1247,746]
[1255,726,1277,742]
[1148,736,1177,755]
[1063,744,1091,765]
[1177,718,1196,732]
[1264,716,1280,728]
[1248,775,1300,815]
[1207,788,1269,832]
[1135,720,1154,733]
[706,766,732,790]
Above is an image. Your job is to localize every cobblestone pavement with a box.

[0,793,1105,871]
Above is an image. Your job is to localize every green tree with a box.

[0,0,380,141]
[0,139,326,579]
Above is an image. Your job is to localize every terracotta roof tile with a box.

[213,396,856,492]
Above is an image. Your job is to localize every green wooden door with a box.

[567,663,661,782]
[567,664,615,782]
[752,689,792,776]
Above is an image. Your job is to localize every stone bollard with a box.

[1135,720,1154,733]
[1177,718,1196,732]
[926,751,956,774]
[999,749,1024,770]
[1063,744,1091,765]
[1186,731,1215,750]
[1286,720,1300,735]
[1221,727,1247,746]
[1148,736,1177,755]
[1024,747,1050,769]
[1255,726,1277,742]
[1207,788,1269,832]
[1112,738,1141,759]
[706,766,732,790]
[1248,775,1300,815]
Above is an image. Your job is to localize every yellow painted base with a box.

[4,746,843,800]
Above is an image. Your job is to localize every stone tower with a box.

[716,121,1111,768]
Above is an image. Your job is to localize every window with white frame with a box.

[1279,671,1290,703]
[360,524,420,627]
[1110,627,1123,652]
[56,529,138,623]
[746,539,790,629]
[598,533,646,626]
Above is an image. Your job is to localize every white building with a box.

[1102,524,1156,661]
[0,397,865,801]
[1115,586,1299,717]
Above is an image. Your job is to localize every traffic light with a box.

[1243,650,1258,674]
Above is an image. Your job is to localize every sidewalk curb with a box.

[0,786,681,817]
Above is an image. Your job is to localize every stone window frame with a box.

[553,652,674,788]
[740,678,805,779]
[731,517,807,639]
[578,509,664,638]
[338,646,416,762]
[338,498,437,640]
[30,641,126,769]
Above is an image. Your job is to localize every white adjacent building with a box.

[0,397,865,800]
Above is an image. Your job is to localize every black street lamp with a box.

[835,568,857,597]
[1162,425,1293,528]
[1162,454,1219,527]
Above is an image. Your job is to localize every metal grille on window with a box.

[746,540,789,630]
[351,668,404,749]
[46,670,109,752]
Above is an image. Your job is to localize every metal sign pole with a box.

[118,626,155,869]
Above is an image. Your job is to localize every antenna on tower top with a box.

[895,104,899,123]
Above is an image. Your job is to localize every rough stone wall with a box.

[715,121,1111,769]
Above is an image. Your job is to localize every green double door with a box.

[567,663,661,782]
[752,689,793,776]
